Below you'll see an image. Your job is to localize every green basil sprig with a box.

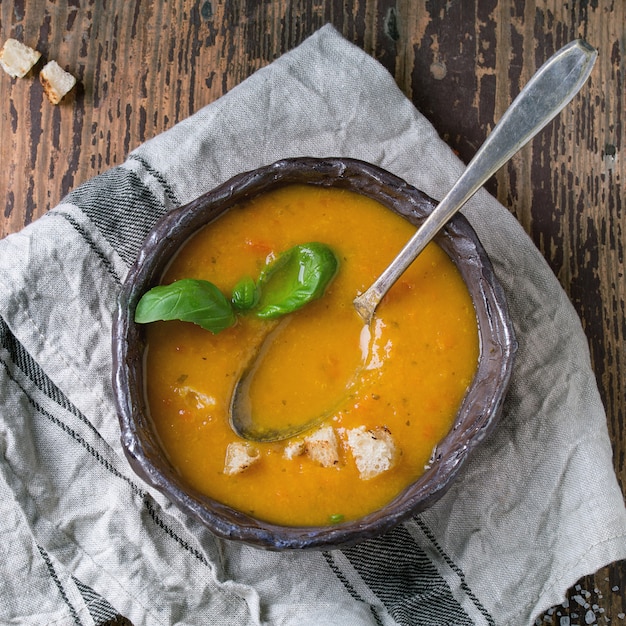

[134,243,338,333]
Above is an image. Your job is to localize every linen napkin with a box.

[1,24,624,626]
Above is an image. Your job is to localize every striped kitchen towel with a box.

[1,24,625,626]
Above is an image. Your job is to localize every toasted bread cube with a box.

[40,60,76,104]
[0,39,41,78]
[283,439,305,460]
[345,426,397,480]
[224,442,260,476]
[176,385,216,410]
[304,426,340,468]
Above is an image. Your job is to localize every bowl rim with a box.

[112,156,517,550]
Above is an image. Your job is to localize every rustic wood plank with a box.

[0,0,623,622]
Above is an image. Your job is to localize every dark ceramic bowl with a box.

[112,157,516,550]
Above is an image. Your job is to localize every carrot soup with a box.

[143,184,479,526]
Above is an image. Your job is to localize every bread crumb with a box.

[0,39,41,78]
[345,426,397,479]
[224,442,260,475]
[176,385,216,410]
[304,426,340,468]
[40,60,76,104]
[283,439,305,460]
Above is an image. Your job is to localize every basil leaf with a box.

[231,276,259,311]
[135,278,236,334]
[253,243,338,319]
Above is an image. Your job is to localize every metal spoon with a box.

[230,39,597,442]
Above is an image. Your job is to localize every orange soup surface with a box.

[144,185,479,526]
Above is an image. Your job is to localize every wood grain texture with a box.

[1,0,624,623]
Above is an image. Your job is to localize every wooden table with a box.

[1,1,623,623]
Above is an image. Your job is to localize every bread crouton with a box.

[304,426,340,468]
[224,442,260,476]
[40,60,76,104]
[283,439,305,460]
[0,39,41,78]
[177,385,215,410]
[345,426,397,480]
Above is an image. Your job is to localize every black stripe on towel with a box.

[340,524,474,626]
[0,316,210,569]
[128,153,181,207]
[415,517,495,626]
[64,166,167,266]
[50,210,123,286]
[72,577,120,625]
[323,552,385,626]
[0,316,106,442]
[37,545,83,626]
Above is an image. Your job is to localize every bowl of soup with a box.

[112,157,516,550]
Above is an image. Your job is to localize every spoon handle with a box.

[354,39,597,323]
